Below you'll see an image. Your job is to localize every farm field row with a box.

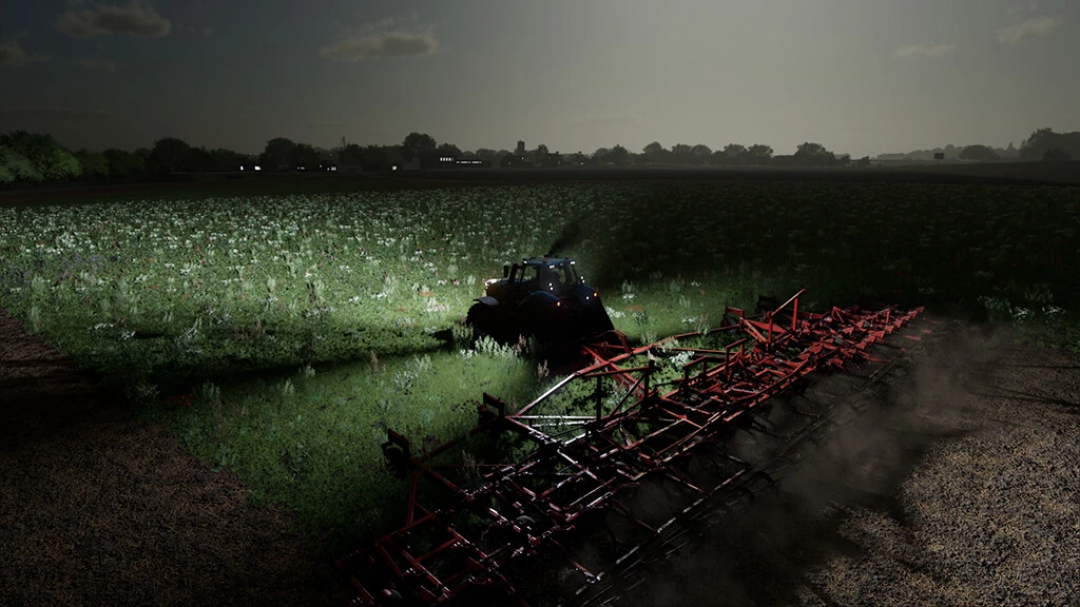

[1,180,1077,554]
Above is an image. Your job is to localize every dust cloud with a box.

[616,319,1010,606]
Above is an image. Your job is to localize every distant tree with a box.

[361,145,390,170]
[743,144,774,165]
[718,144,747,166]
[473,148,498,163]
[436,142,462,158]
[148,137,192,174]
[855,156,872,168]
[286,143,319,169]
[690,144,712,165]
[532,143,549,165]
[1020,128,1058,160]
[0,131,81,180]
[74,149,109,178]
[183,146,216,172]
[337,143,363,170]
[0,144,42,184]
[262,137,296,171]
[314,147,334,167]
[1020,128,1080,160]
[669,144,692,165]
[402,132,437,163]
[593,147,611,161]
[959,144,1000,162]
[383,145,405,165]
[794,142,835,166]
[642,141,664,162]
[1043,148,1072,162]
[102,149,146,178]
[209,148,246,172]
[609,144,630,166]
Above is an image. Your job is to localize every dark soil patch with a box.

[0,309,351,607]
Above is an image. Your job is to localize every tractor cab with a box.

[491,257,583,303]
[470,256,613,351]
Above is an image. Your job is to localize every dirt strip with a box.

[0,310,351,607]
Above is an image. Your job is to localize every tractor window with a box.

[516,266,540,287]
[559,265,580,286]
[537,266,561,291]
[515,264,577,292]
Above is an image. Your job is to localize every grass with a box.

[1,179,1077,556]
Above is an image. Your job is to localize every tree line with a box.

[1,127,1074,187]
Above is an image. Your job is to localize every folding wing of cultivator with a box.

[335,290,926,607]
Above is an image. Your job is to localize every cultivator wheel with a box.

[335,289,930,607]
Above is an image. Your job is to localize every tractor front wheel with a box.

[467,303,500,343]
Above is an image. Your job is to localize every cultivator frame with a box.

[335,290,925,606]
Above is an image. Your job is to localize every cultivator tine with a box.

[337,290,924,606]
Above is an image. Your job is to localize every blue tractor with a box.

[467,256,615,351]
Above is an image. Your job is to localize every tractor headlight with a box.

[485,278,499,286]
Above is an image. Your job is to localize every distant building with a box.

[516,141,526,156]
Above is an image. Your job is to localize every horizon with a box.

[1,1,1076,158]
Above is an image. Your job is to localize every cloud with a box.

[0,107,113,122]
[892,42,957,59]
[56,0,171,39]
[318,15,439,61]
[996,16,1061,43]
[77,57,117,73]
[0,33,49,67]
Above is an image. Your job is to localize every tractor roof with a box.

[521,257,576,268]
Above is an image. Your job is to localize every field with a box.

[2,176,1079,602]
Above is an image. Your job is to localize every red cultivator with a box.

[335,290,926,606]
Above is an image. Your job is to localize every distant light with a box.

[254,166,261,171]
[240,166,244,171]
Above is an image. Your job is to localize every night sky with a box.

[0,0,1076,157]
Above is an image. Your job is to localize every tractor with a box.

[466,256,615,352]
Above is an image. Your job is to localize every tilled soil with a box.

[802,333,1080,607]
[0,310,351,607]
[619,319,1080,607]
